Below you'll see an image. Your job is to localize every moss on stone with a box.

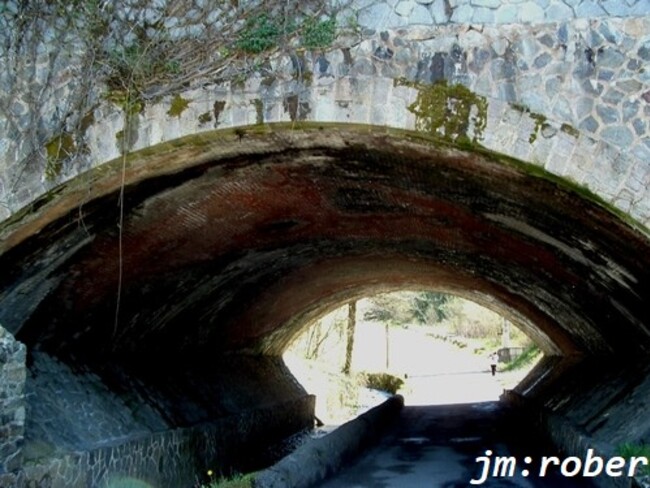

[529,113,548,144]
[45,133,75,180]
[79,109,96,133]
[198,112,213,124]
[561,123,579,138]
[251,99,264,125]
[168,94,190,118]
[105,89,144,116]
[395,79,488,142]
[6,122,647,247]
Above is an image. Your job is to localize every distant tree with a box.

[363,292,412,324]
[411,291,451,324]
[363,292,413,370]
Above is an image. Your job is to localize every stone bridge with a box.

[1,0,649,486]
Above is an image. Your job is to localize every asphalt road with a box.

[317,401,599,488]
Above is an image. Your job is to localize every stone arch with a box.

[1,3,650,485]
[2,124,648,365]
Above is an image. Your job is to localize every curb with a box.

[254,394,405,488]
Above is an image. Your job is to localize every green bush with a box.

[302,16,336,49]
[236,14,281,54]
[361,372,404,394]
[501,345,542,372]
[616,443,650,475]
[202,472,255,488]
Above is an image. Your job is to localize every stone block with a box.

[472,7,495,23]
[601,125,634,149]
[359,3,393,31]
[409,4,433,23]
[519,2,545,23]
[576,1,607,18]
[471,0,500,7]
[545,3,574,22]
[450,4,474,23]
[429,0,450,23]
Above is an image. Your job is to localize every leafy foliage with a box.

[364,291,451,326]
[202,472,255,488]
[302,16,337,49]
[235,14,281,54]
[412,291,450,324]
[361,372,404,394]
[616,443,650,475]
[501,345,541,372]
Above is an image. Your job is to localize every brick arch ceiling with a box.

[2,127,649,366]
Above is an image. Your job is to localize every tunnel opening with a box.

[284,290,543,425]
[1,125,649,486]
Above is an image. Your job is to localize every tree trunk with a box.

[343,301,356,375]
[385,322,390,370]
[501,317,511,348]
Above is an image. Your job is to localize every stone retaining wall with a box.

[0,350,316,488]
[353,0,650,30]
[0,326,25,477]
[0,394,315,488]
[255,394,405,488]
[1,2,649,229]
[504,356,650,488]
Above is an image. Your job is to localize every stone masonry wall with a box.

[1,1,649,230]
[0,351,316,487]
[0,326,26,476]
[0,395,315,488]
[506,356,650,487]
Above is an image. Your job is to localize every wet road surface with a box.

[318,401,598,488]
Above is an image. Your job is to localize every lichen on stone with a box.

[167,94,190,118]
[44,133,75,180]
[198,112,212,124]
[529,113,549,144]
[512,104,549,144]
[396,79,488,143]
[105,89,144,116]
[561,123,579,138]
[251,99,264,125]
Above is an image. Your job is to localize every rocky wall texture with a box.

[352,0,650,29]
[505,357,650,488]
[255,394,404,488]
[0,326,25,476]
[0,2,649,228]
[0,394,315,488]
[0,351,315,487]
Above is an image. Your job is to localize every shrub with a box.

[616,443,650,475]
[361,372,404,394]
[202,472,255,488]
[302,16,336,49]
[236,14,281,54]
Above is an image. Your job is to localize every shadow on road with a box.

[318,401,599,488]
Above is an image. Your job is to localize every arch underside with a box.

[1,125,649,367]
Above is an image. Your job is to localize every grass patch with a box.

[168,94,190,117]
[360,372,404,394]
[302,16,337,49]
[501,345,542,372]
[202,472,255,488]
[616,443,650,475]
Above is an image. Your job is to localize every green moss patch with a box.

[198,112,213,124]
[561,123,579,138]
[105,89,144,116]
[251,99,264,125]
[168,94,191,118]
[45,133,75,180]
[396,79,488,142]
